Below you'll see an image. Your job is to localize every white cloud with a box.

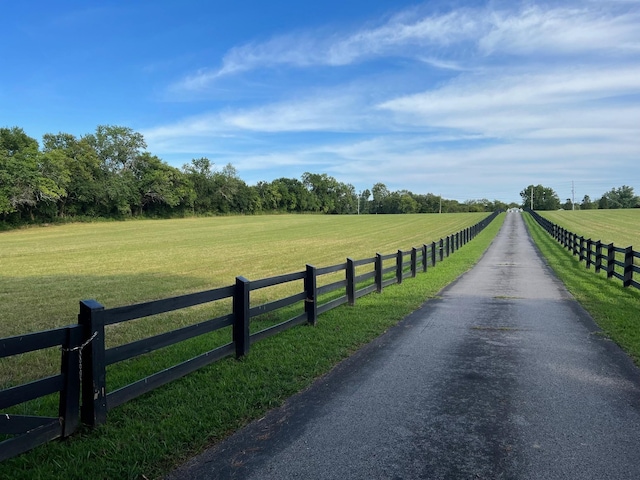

[170,3,640,92]
[377,65,640,140]
[478,5,640,55]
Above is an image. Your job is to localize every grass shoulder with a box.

[1,215,505,479]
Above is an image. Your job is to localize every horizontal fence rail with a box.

[527,209,639,290]
[1,211,500,461]
[0,325,83,462]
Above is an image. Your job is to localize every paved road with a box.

[166,212,640,480]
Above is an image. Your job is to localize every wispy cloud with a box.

[378,65,640,137]
[170,4,640,92]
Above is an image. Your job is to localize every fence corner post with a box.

[78,299,106,427]
[305,264,318,323]
[234,276,251,358]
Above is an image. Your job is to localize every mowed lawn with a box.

[1,213,486,337]
[539,209,640,248]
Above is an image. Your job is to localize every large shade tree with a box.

[520,185,561,210]
[598,185,639,209]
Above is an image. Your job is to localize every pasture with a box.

[1,213,487,382]
[540,209,639,248]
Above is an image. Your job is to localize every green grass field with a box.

[539,209,640,248]
[0,213,488,337]
[1,213,504,479]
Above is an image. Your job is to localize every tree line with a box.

[1,125,511,227]
[520,185,640,211]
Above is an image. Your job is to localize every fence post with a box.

[578,236,585,261]
[396,250,403,284]
[623,247,634,287]
[234,276,250,357]
[346,259,355,306]
[431,241,436,266]
[595,241,603,273]
[304,264,318,323]
[375,253,383,293]
[411,248,417,278]
[586,239,593,269]
[606,244,615,279]
[439,239,444,262]
[60,325,82,437]
[78,299,106,427]
[422,244,428,273]
[445,236,450,257]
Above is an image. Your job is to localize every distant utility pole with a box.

[439,195,442,214]
[357,191,360,215]
[572,181,575,211]
[530,187,534,210]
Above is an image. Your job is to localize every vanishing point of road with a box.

[167,212,640,480]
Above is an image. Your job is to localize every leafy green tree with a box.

[371,183,390,213]
[520,185,561,210]
[581,195,595,210]
[413,193,441,213]
[255,180,281,211]
[182,158,217,213]
[357,189,371,214]
[210,163,244,214]
[598,185,639,209]
[85,125,147,172]
[42,132,104,216]
[0,127,67,220]
[132,152,194,215]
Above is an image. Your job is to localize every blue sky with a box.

[2,1,639,204]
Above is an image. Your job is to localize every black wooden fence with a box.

[527,209,639,290]
[1,211,499,461]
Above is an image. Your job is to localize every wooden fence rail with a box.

[1,211,500,461]
[527,209,639,290]
[0,325,82,462]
